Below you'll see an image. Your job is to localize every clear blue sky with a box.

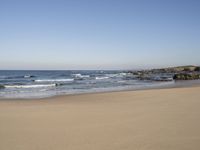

[0,0,199,70]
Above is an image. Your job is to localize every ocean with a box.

[0,70,176,99]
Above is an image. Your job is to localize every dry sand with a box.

[0,87,200,150]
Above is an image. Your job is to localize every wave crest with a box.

[4,84,56,88]
[95,77,109,80]
[34,79,74,82]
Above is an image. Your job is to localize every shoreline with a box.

[0,82,200,102]
[1,79,200,100]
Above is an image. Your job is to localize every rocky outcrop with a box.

[173,73,200,80]
[195,67,200,71]
[127,65,200,81]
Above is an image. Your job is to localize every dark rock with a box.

[128,65,200,81]
[173,73,200,80]
[0,85,5,89]
[194,67,200,72]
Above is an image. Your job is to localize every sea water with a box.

[0,70,176,99]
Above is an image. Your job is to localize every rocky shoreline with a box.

[127,66,200,81]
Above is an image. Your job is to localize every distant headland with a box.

[127,65,200,81]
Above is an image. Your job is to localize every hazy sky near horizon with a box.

[0,0,200,70]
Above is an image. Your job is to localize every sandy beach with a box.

[0,87,200,150]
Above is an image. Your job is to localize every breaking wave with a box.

[72,74,90,78]
[4,84,57,88]
[34,79,74,82]
[95,76,109,80]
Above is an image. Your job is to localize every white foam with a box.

[119,73,127,76]
[105,74,118,78]
[81,75,90,78]
[105,73,130,78]
[72,73,81,77]
[72,74,90,78]
[5,84,56,88]
[24,75,32,78]
[95,76,109,80]
[34,79,74,82]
